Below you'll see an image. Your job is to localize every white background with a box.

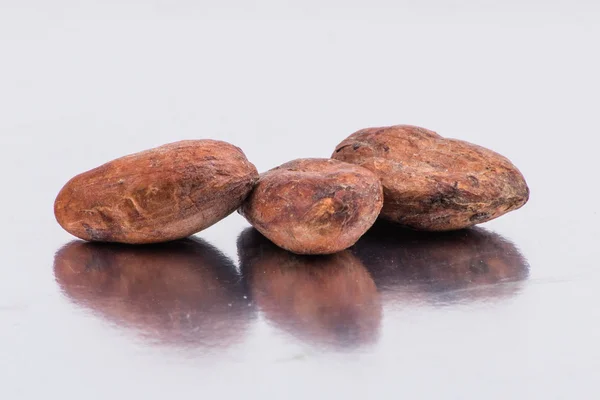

[1,2,599,399]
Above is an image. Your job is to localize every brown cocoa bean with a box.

[54,140,258,244]
[238,158,383,255]
[238,228,381,348]
[332,125,529,231]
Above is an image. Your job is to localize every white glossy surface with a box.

[1,2,599,399]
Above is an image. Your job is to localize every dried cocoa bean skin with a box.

[238,228,381,348]
[238,158,384,255]
[332,125,530,231]
[54,140,258,244]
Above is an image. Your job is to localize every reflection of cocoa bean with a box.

[353,220,529,302]
[239,158,383,254]
[238,228,381,349]
[55,140,258,244]
[333,125,529,231]
[54,238,254,347]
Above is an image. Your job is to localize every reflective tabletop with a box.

[1,2,599,399]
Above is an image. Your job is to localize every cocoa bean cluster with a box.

[55,125,529,254]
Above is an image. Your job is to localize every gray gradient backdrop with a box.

[1,2,599,399]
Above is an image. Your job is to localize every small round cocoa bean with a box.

[239,158,383,255]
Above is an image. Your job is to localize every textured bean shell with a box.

[55,140,258,244]
[332,125,529,231]
[54,238,253,347]
[238,158,384,255]
[238,228,381,348]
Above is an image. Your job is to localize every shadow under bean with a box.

[238,228,382,350]
[352,220,530,304]
[54,237,254,349]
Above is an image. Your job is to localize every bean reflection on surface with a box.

[353,221,530,303]
[54,238,254,348]
[238,228,381,350]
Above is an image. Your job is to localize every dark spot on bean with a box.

[353,143,360,150]
[335,144,352,153]
[467,175,479,187]
[470,212,490,222]
[83,224,111,241]
[428,193,451,206]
